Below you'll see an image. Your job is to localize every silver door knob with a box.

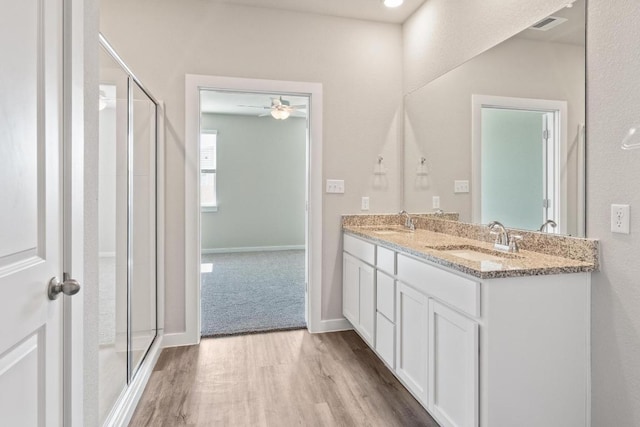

[48,276,81,300]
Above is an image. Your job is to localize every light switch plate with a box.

[454,180,470,193]
[432,196,440,209]
[326,179,345,194]
[611,204,630,234]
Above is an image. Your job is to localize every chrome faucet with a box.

[488,221,509,249]
[398,210,416,231]
[539,219,558,232]
[488,221,522,253]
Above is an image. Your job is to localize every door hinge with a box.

[543,199,551,208]
[543,129,550,140]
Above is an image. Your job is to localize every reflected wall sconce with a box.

[374,156,386,175]
[417,157,429,176]
[621,126,640,150]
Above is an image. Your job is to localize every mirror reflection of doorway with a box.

[472,95,568,234]
[198,90,309,337]
[480,108,554,230]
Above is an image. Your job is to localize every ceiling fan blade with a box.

[237,105,270,109]
[258,112,271,117]
[289,105,307,109]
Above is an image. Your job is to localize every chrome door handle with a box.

[48,276,81,300]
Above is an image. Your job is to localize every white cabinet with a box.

[428,300,479,427]
[342,231,590,427]
[342,252,375,346]
[395,281,429,405]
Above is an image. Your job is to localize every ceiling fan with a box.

[239,96,306,120]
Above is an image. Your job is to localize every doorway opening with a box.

[198,90,309,337]
[472,95,568,233]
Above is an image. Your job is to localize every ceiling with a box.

[200,90,309,117]
[211,0,427,24]
[517,0,585,46]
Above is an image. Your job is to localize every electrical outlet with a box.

[432,196,440,209]
[611,204,630,234]
[361,197,370,211]
[454,180,470,193]
[326,179,345,194]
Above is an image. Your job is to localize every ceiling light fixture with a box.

[383,0,404,8]
[271,109,291,120]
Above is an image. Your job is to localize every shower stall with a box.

[98,34,163,425]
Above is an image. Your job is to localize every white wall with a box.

[403,37,584,235]
[100,0,404,330]
[588,0,640,424]
[200,113,306,251]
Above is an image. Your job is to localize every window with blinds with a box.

[201,131,217,210]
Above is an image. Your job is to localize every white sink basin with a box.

[424,244,522,262]
[445,249,509,262]
[373,228,414,235]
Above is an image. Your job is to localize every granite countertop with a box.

[343,224,597,280]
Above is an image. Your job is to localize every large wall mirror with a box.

[404,0,585,236]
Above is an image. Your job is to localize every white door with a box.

[0,0,66,425]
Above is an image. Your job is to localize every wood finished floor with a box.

[129,330,438,427]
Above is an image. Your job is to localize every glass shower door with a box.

[129,81,158,379]
[98,35,159,424]
[98,45,129,424]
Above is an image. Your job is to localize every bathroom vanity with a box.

[342,215,598,427]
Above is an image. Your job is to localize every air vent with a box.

[529,16,568,31]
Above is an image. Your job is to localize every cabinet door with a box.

[396,281,429,404]
[343,253,360,327]
[376,312,395,368]
[428,300,479,427]
[358,262,375,347]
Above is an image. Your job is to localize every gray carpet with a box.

[200,250,306,337]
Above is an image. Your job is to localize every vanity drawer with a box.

[344,234,375,265]
[397,254,480,317]
[376,271,395,321]
[376,246,395,274]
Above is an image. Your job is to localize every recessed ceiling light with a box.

[384,0,404,8]
[565,2,574,7]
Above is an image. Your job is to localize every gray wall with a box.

[200,113,306,251]
[101,0,404,330]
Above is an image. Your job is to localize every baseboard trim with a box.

[202,245,305,254]
[309,318,353,334]
[104,334,164,427]
[162,331,199,348]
